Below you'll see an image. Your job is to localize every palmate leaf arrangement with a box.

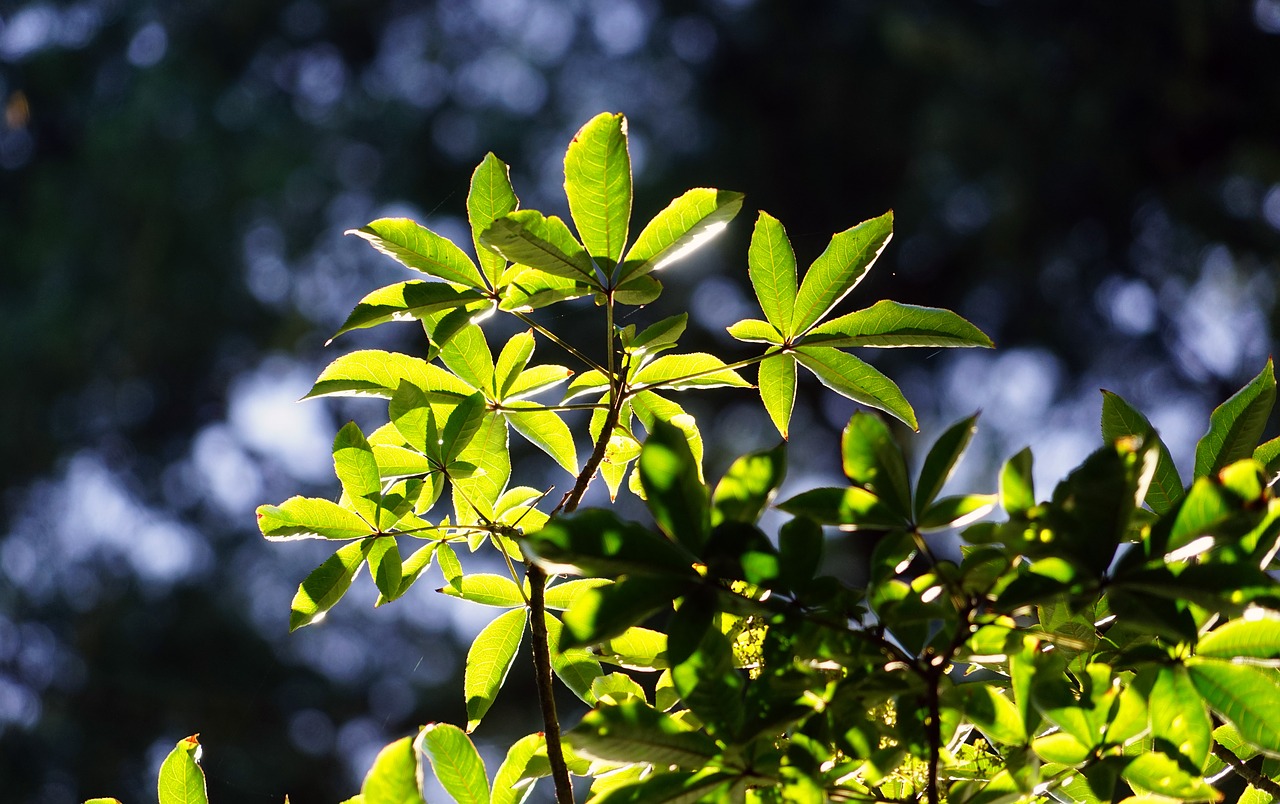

[93,114,1280,804]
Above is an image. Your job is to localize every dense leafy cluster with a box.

[87,115,1280,804]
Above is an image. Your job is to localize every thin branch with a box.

[524,560,574,804]
[513,310,608,376]
[1213,743,1280,799]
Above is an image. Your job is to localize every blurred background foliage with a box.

[2,0,1279,801]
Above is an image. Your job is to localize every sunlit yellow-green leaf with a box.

[465,607,527,731]
[415,723,490,804]
[157,735,208,804]
[347,218,485,289]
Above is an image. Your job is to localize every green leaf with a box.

[564,111,631,269]
[544,578,613,610]
[560,577,691,648]
[1101,390,1184,515]
[804,299,993,348]
[348,218,485,289]
[545,612,605,704]
[157,735,208,804]
[632,352,751,392]
[1195,358,1276,478]
[711,443,787,526]
[1150,664,1211,769]
[505,364,575,401]
[415,723,490,804]
[918,494,997,532]
[334,421,383,522]
[1000,447,1036,517]
[1256,436,1280,479]
[840,412,912,520]
[499,265,594,311]
[306,349,474,400]
[747,211,798,335]
[331,282,486,342]
[1032,731,1093,765]
[1198,616,1280,660]
[621,188,744,282]
[438,573,525,607]
[639,419,710,553]
[671,626,742,736]
[793,345,917,430]
[379,543,438,606]
[589,770,738,804]
[777,486,908,530]
[597,627,670,670]
[258,496,374,541]
[367,537,402,602]
[468,152,519,287]
[290,541,371,630]
[916,414,980,519]
[437,543,463,592]
[777,517,823,593]
[611,273,663,306]
[726,318,782,344]
[481,210,599,285]
[524,509,699,578]
[791,210,893,336]
[505,402,579,475]
[566,700,720,767]
[626,314,688,358]
[438,323,495,395]
[360,736,426,804]
[451,410,510,522]
[1188,659,1280,754]
[758,353,797,439]
[494,330,536,399]
[441,393,488,465]
[1121,752,1218,800]
[944,683,1026,745]
[491,733,544,804]
[465,607,527,731]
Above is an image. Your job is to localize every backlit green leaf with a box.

[1101,390,1184,515]
[747,211,798,335]
[348,218,485,289]
[631,352,751,392]
[482,210,599,285]
[290,540,372,630]
[499,265,594,311]
[561,577,691,648]
[598,627,669,671]
[806,299,993,349]
[626,314,687,358]
[794,345,917,430]
[158,735,208,804]
[919,494,997,532]
[438,322,494,394]
[567,700,720,768]
[465,607,527,731]
[545,611,604,704]
[1188,659,1280,754]
[334,421,382,522]
[366,537,402,602]
[916,414,979,519]
[1149,664,1211,769]
[564,112,631,269]
[758,352,797,439]
[1000,447,1035,517]
[415,723,490,804]
[258,496,374,541]
[468,152,519,287]
[621,188,744,282]
[610,273,663,306]
[639,420,710,553]
[840,412,912,520]
[524,508,698,578]
[711,443,787,526]
[1121,752,1217,800]
[726,318,782,344]
[544,578,613,610]
[491,733,544,804]
[505,403,579,475]
[332,282,485,342]
[1198,616,1280,661]
[505,364,575,401]
[777,486,908,530]
[360,736,425,804]
[451,410,510,523]
[1195,358,1276,478]
[438,573,525,607]
[494,330,535,399]
[791,210,893,335]
[306,349,474,400]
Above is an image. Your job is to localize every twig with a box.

[1213,743,1280,799]
[525,560,574,804]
